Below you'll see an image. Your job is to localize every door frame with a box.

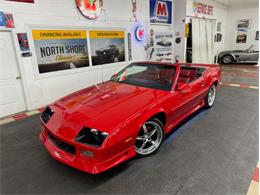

[0,29,29,114]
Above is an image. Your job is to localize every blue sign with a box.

[0,12,6,26]
[150,0,172,25]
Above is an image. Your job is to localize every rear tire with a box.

[204,84,216,108]
[135,118,164,157]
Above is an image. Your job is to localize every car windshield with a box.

[111,63,176,91]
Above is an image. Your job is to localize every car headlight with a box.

[41,107,54,124]
[75,127,108,147]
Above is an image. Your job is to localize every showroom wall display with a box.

[150,0,172,25]
[32,29,89,74]
[0,11,5,26]
[17,33,30,52]
[153,31,174,62]
[236,28,247,43]
[236,19,252,29]
[89,30,125,66]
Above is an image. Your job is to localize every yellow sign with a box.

[32,30,87,40]
[89,30,125,39]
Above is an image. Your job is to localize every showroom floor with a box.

[0,64,258,195]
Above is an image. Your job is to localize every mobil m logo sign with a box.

[150,0,172,24]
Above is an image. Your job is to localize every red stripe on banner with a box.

[252,167,259,182]
[12,113,28,120]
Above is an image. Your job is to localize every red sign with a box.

[193,1,213,16]
[76,0,103,19]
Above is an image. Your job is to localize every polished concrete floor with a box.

[0,64,259,195]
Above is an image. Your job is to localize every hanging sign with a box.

[192,1,213,16]
[150,0,172,25]
[76,0,103,19]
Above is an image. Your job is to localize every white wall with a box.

[186,0,228,57]
[0,0,174,112]
[225,2,259,51]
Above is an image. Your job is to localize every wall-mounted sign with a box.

[32,29,89,74]
[150,0,172,25]
[76,0,103,19]
[135,25,146,41]
[236,19,252,29]
[153,31,174,62]
[4,13,15,28]
[17,33,30,52]
[0,12,5,26]
[192,1,213,16]
[89,30,125,66]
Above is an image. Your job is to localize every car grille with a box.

[48,132,76,154]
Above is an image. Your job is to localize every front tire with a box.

[135,118,164,157]
[204,84,216,108]
[221,55,233,64]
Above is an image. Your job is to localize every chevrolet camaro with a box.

[39,62,221,174]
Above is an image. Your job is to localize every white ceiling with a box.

[214,0,259,6]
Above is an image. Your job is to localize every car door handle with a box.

[201,82,205,87]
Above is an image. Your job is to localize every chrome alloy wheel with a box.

[135,121,163,155]
[223,55,232,64]
[208,85,216,106]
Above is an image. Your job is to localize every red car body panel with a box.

[39,62,221,174]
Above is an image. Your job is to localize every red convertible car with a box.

[39,62,221,174]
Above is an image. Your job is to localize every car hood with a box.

[53,81,167,134]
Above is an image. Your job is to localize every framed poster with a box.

[0,12,5,26]
[89,30,125,66]
[255,31,259,41]
[17,33,30,52]
[32,29,89,74]
[236,19,251,29]
[236,29,247,43]
[153,31,174,62]
[150,0,172,25]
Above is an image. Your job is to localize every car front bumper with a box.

[39,126,136,174]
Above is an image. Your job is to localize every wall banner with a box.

[150,0,172,25]
[32,30,89,74]
[153,31,174,62]
[89,30,125,66]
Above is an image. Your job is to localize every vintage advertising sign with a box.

[89,30,125,66]
[153,31,174,62]
[32,30,89,74]
[150,0,172,25]
[135,25,146,41]
[192,1,213,16]
[76,0,103,19]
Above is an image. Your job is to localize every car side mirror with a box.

[176,82,189,93]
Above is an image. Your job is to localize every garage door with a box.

[0,31,26,118]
